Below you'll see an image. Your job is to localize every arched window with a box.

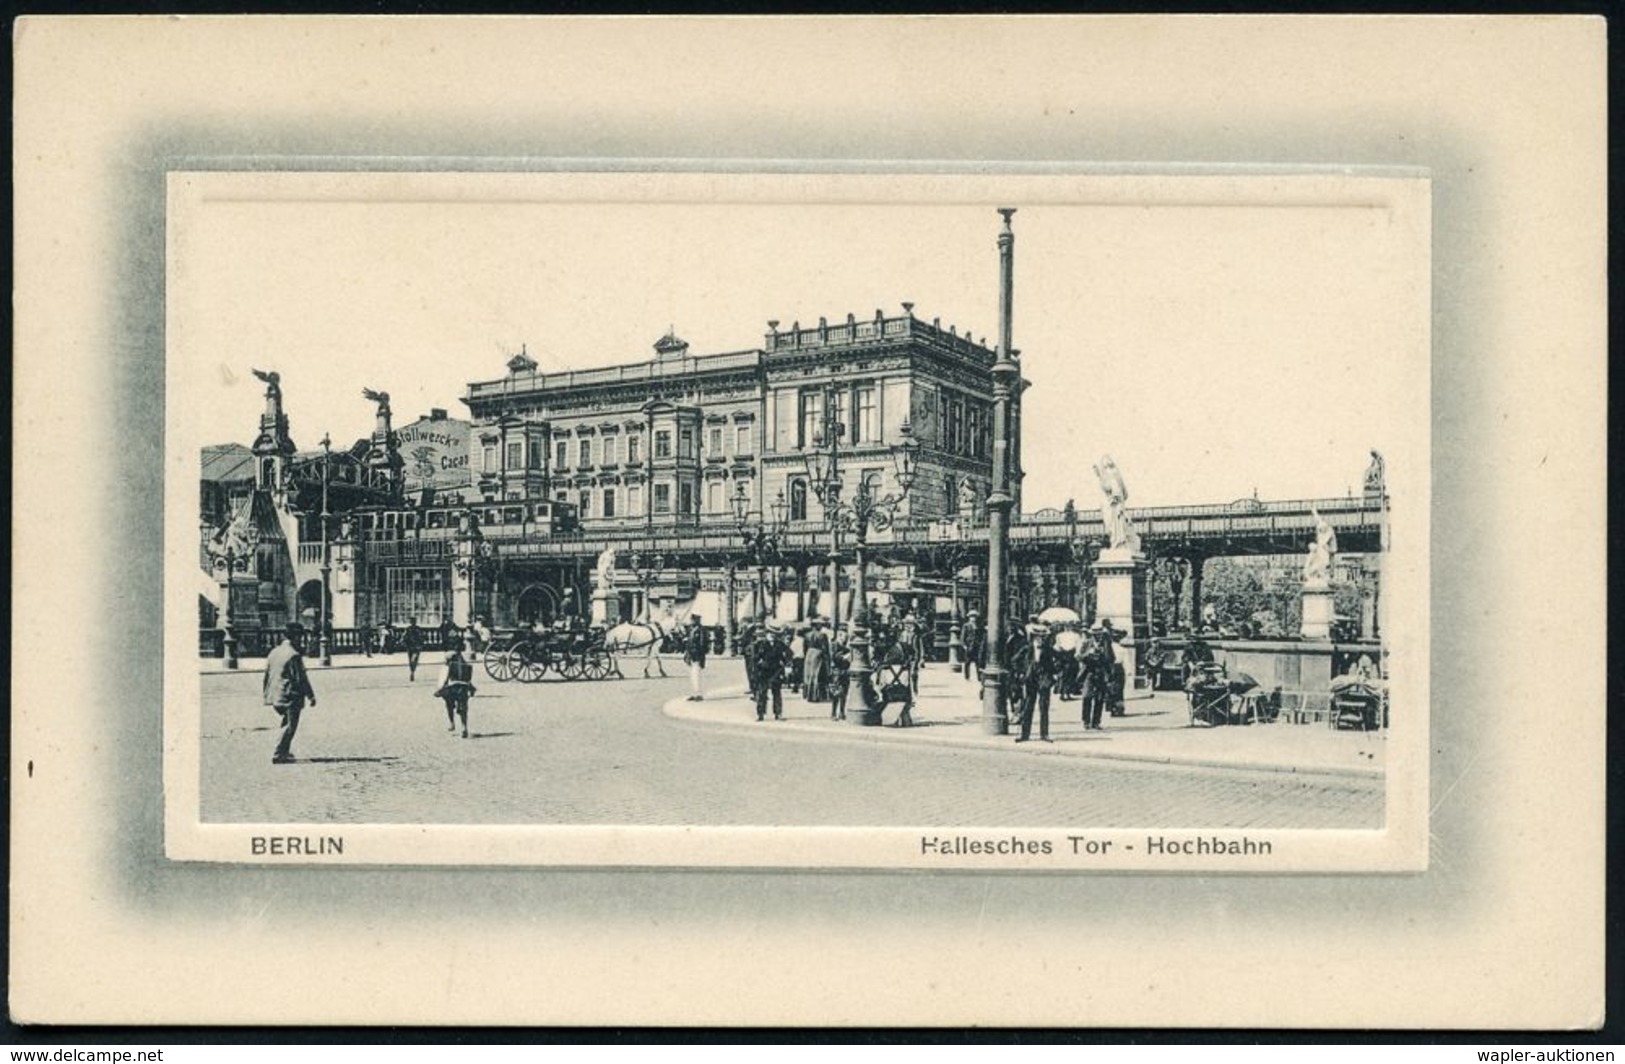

[790,478,808,522]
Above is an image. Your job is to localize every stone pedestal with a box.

[1095,547,1152,697]
[591,588,621,627]
[329,541,359,628]
[450,539,475,626]
[1300,582,1335,640]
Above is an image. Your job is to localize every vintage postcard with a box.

[15,16,1603,1031]
[164,168,1429,871]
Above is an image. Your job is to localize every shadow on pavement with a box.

[298,756,402,764]
[465,731,517,740]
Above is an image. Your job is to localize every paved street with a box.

[201,657,1381,828]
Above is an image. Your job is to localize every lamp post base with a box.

[847,674,885,725]
[980,667,1009,735]
[845,626,884,726]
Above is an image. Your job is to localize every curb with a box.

[659,687,1383,780]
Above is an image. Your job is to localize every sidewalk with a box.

[664,659,1386,779]
[201,651,448,674]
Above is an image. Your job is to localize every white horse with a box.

[603,598,696,679]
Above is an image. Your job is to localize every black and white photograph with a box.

[167,170,1428,869]
[12,15,1604,1031]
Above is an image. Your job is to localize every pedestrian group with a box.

[258,607,1128,763]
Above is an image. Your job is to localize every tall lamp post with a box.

[732,482,788,624]
[982,206,1020,736]
[804,402,919,725]
[319,433,333,665]
[221,546,245,669]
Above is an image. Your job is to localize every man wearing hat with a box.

[682,613,709,701]
[1015,620,1056,743]
[746,622,791,721]
[737,611,766,699]
[1078,622,1112,730]
[263,621,318,764]
[1100,618,1127,717]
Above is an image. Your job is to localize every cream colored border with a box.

[14,16,1604,1029]
[164,169,1428,872]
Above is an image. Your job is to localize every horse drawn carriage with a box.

[481,625,619,683]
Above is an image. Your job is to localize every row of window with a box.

[481,423,760,476]
[939,392,990,460]
[561,480,698,520]
[798,385,879,448]
[560,469,900,523]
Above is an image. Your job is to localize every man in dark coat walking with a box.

[263,621,317,764]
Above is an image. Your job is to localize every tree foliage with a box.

[1149,554,1370,638]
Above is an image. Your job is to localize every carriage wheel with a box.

[580,651,611,681]
[556,653,583,680]
[513,644,548,684]
[484,644,515,682]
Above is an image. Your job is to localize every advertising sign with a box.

[395,414,470,494]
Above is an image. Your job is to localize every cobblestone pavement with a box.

[201,659,1381,828]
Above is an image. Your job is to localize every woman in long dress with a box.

[801,619,830,703]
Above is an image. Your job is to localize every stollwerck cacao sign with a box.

[396,416,471,493]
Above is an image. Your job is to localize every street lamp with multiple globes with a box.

[803,396,919,725]
[731,481,788,624]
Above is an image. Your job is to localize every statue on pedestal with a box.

[1093,454,1141,553]
[594,545,618,594]
[958,477,978,519]
[362,387,393,432]
[1303,507,1338,584]
[1364,449,1386,496]
[252,368,282,415]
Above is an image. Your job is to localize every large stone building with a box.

[200,304,1011,641]
[462,307,1004,532]
[450,307,1008,625]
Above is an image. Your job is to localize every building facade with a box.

[200,304,1009,642]
[462,308,1002,533]
[449,308,1005,626]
